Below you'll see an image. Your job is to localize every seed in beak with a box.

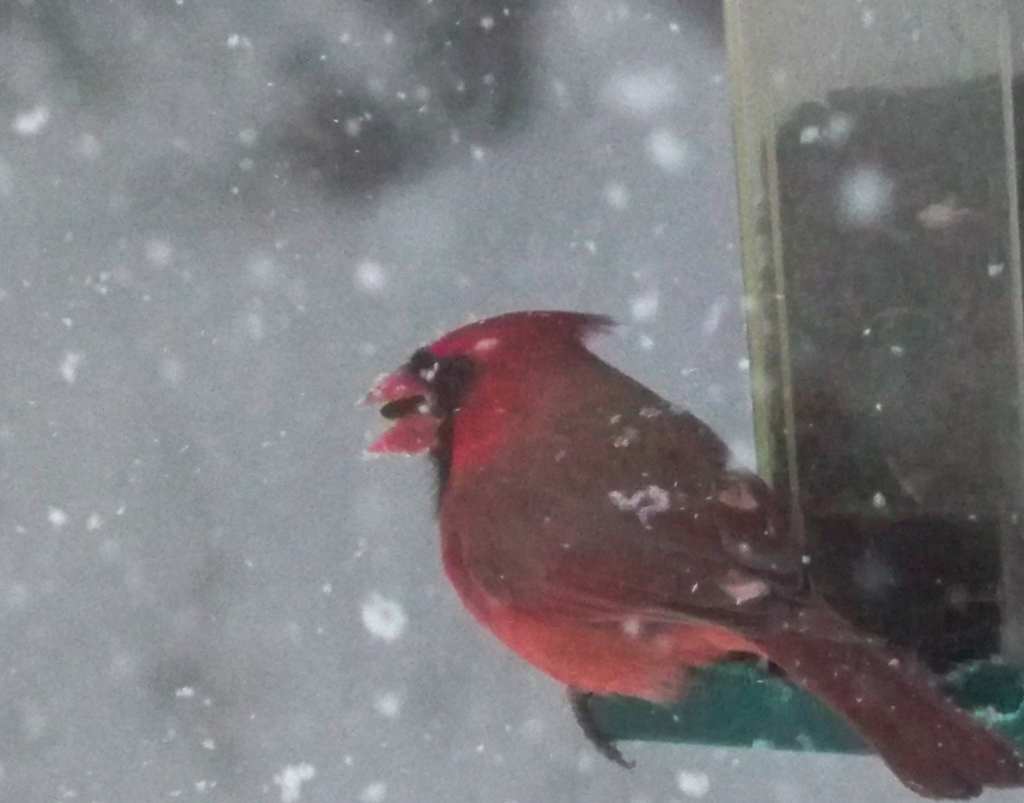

[379,395,428,420]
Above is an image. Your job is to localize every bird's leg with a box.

[567,688,635,769]
[723,650,787,679]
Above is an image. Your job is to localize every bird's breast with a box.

[440,519,760,701]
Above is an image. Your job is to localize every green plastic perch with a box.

[592,660,1024,752]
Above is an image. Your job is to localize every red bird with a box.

[365,310,1023,799]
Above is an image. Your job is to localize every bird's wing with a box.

[441,366,810,634]
[445,459,808,634]
[541,471,808,631]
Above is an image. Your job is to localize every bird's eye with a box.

[408,348,439,381]
[432,355,475,414]
[405,348,474,413]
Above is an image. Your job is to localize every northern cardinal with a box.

[365,310,1023,799]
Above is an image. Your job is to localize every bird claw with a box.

[568,689,635,769]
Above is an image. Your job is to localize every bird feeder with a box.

[594,0,1024,752]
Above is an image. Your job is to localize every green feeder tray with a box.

[592,660,1024,753]
[674,0,1024,760]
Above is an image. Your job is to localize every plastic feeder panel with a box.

[601,0,1024,752]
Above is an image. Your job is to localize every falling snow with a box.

[701,298,727,337]
[799,125,821,145]
[160,356,185,387]
[273,763,316,803]
[12,105,51,136]
[677,769,711,798]
[361,593,408,642]
[59,352,83,384]
[354,261,387,294]
[359,781,387,803]
[48,507,69,529]
[645,128,689,172]
[373,690,403,719]
[838,166,893,227]
[145,239,174,267]
[629,290,659,322]
[603,181,631,210]
[825,112,854,145]
[226,33,253,50]
[603,68,678,117]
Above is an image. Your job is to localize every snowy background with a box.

[1,2,1018,802]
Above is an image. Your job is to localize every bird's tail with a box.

[756,615,1024,799]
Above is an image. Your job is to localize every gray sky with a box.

[2,2,1018,802]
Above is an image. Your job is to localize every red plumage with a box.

[366,310,1023,799]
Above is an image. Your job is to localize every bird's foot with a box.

[568,688,635,769]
